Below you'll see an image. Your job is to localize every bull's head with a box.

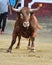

[12,7,31,28]
[21,7,31,28]
[12,4,42,28]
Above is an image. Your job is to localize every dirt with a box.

[0,18,52,65]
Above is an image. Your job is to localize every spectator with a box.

[15,0,21,8]
[15,0,24,9]
[0,0,11,34]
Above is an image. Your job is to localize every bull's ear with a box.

[30,11,34,15]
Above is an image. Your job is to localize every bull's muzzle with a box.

[23,22,30,28]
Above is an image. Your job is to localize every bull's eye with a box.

[20,14,23,19]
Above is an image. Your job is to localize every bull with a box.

[7,4,42,52]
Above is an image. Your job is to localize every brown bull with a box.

[7,5,42,52]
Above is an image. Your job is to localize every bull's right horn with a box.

[30,7,40,12]
[12,7,21,12]
[30,4,43,12]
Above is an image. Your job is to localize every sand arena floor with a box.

[0,17,52,65]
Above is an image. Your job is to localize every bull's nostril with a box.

[23,22,30,27]
[27,22,30,27]
[23,22,27,27]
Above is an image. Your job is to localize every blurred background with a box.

[8,0,52,19]
[7,0,52,35]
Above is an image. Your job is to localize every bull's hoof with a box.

[15,46,20,49]
[31,48,34,50]
[30,46,34,50]
[31,47,36,52]
[7,49,12,53]
[27,46,31,50]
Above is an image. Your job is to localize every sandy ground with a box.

[0,17,52,65]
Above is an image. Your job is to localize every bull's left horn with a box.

[12,7,21,12]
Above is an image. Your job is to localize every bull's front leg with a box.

[27,38,31,49]
[15,35,21,49]
[31,37,35,50]
[31,31,37,50]
[7,33,17,53]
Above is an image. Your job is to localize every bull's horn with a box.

[12,7,21,12]
[30,7,40,12]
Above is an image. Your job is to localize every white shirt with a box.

[0,0,9,14]
[18,0,24,9]
[18,0,21,3]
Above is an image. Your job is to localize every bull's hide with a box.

[20,25,34,38]
[16,18,35,38]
